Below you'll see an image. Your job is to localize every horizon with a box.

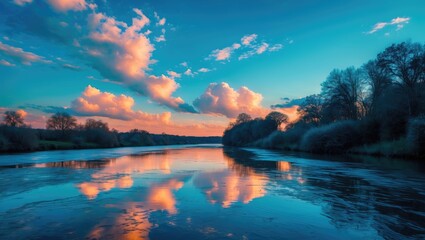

[1,0,425,136]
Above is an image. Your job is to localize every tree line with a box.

[223,41,425,158]
[0,111,221,152]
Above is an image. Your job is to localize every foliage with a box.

[300,121,362,153]
[46,112,77,133]
[407,117,425,156]
[3,111,25,127]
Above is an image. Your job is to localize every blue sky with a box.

[0,0,424,135]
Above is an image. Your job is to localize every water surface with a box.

[0,145,424,239]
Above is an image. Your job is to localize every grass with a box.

[39,140,100,150]
[349,138,411,157]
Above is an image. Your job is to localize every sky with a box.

[1,0,424,136]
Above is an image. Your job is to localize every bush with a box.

[0,126,39,151]
[223,118,278,146]
[407,117,425,156]
[0,133,9,151]
[300,120,361,153]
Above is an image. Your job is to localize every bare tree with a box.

[3,111,25,127]
[84,119,109,131]
[46,112,77,133]
[363,60,392,114]
[321,67,366,121]
[377,42,425,116]
[298,94,323,125]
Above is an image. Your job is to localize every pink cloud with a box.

[167,70,181,78]
[84,10,193,112]
[71,85,171,124]
[46,0,87,12]
[193,82,268,118]
[0,41,49,65]
[256,42,269,54]
[0,59,15,67]
[241,34,257,46]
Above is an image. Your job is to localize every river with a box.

[0,144,424,239]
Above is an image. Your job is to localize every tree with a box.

[84,119,109,131]
[235,113,252,125]
[321,67,367,121]
[46,112,77,133]
[377,42,425,116]
[298,94,323,125]
[363,60,392,114]
[265,111,288,127]
[3,111,25,127]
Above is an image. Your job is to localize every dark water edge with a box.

[0,145,424,240]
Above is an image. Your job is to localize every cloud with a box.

[198,68,210,73]
[256,42,269,54]
[70,85,172,123]
[155,35,166,42]
[180,62,188,67]
[0,41,49,65]
[207,34,283,62]
[0,59,15,67]
[46,0,88,12]
[271,97,306,109]
[193,82,267,118]
[83,9,194,112]
[368,17,410,34]
[241,34,257,46]
[167,70,181,78]
[238,42,282,60]
[62,63,81,71]
[210,47,233,61]
[13,0,32,6]
[268,43,283,52]
[154,12,166,26]
[0,107,47,128]
[184,69,194,76]
[5,5,193,113]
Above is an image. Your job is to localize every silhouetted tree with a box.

[3,111,25,127]
[84,118,109,131]
[321,67,366,121]
[363,60,393,115]
[46,112,77,136]
[298,94,323,125]
[377,42,425,116]
[265,111,288,128]
[235,113,252,125]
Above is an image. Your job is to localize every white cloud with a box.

[155,35,166,42]
[167,70,181,78]
[184,69,193,76]
[13,0,32,6]
[368,17,410,34]
[198,68,210,73]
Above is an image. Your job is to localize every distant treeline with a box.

[223,41,425,159]
[0,112,221,153]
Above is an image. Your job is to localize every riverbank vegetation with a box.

[223,41,425,159]
[0,111,221,153]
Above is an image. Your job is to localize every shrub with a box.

[407,117,425,156]
[300,120,361,153]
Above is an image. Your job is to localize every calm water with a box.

[0,145,424,240]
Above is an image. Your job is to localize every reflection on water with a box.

[0,145,424,239]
